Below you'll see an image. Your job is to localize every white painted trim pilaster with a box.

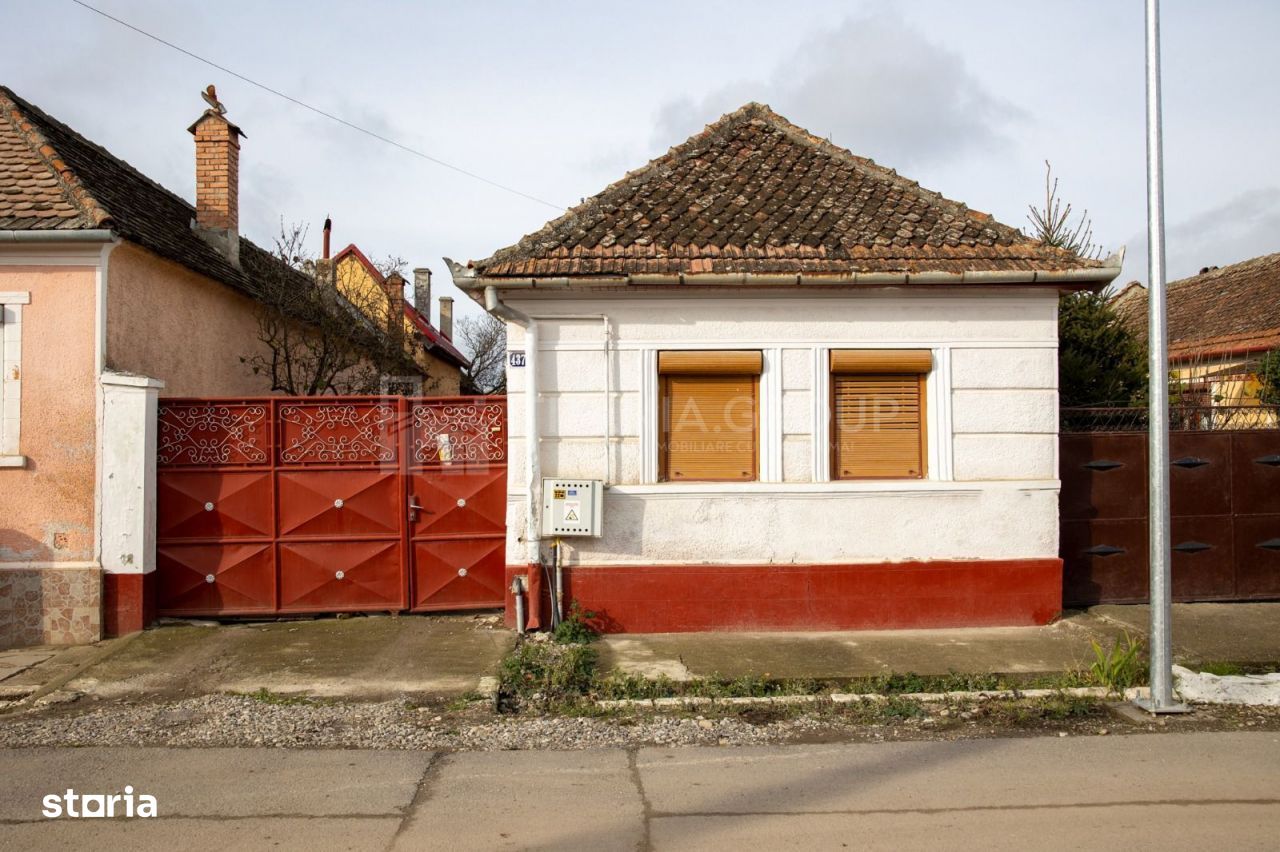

[94,242,117,376]
[937,346,956,481]
[811,347,831,482]
[639,348,659,484]
[759,347,783,482]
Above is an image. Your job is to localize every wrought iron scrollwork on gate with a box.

[411,401,506,465]
[158,403,269,466]
[278,403,398,464]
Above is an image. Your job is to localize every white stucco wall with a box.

[500,289,1060,566]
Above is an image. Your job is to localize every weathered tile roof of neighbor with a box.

[1110,251,1280,358]
[0,84,291,300]
[471,102,1107,281]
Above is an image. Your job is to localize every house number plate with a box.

[508,351,526,368]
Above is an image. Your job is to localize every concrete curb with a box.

[595,686,1145,711]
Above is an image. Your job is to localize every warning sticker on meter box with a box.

[563,501,581,522]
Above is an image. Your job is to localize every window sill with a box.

[605,480,1060,498]
[0,455,27,469]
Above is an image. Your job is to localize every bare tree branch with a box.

[240,222,426,395]
[457,312,507,395]
[1026,160,1102,260]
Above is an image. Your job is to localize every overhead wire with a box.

[70,0,564,210]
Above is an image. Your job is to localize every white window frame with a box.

[641,347,782,484]
[0,291,29,467]
[813,345,953,483]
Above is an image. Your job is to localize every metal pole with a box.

[1139,0,1186,714]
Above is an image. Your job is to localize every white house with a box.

[448,103,1120,632]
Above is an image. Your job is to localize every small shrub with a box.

[933,671,1006,693]
[596,670,676,701]
[1089,632,1145,696]
[881,697,926,719]
[553,601,599,645]
[1036,694,1104,720]
[498,640,598,711]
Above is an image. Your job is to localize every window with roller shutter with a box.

[659,351,761,482]
[830,350,931,480]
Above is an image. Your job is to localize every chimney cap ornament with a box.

[202,84,226,115]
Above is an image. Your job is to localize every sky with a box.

[4,0,1279,330]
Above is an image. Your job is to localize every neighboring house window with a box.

[658,351,761,482]
[830,349,931,480]
[0,292,29,466]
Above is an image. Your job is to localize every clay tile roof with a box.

[473,102,1104,280]
[0,84,290,300]
[1110,252,1280,358]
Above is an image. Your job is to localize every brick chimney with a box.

[188,85,244,265]
[383,271,406,342]
[439,296,453,340]
[412,268,432,319]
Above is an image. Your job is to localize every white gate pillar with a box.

[99,372,164,635]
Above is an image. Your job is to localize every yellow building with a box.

[329,241,468,395]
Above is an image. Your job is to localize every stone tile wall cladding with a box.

[0,567,101,647]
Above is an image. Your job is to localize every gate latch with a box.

[408,496,423,522]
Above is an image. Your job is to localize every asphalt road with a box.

[1,732,1277,850]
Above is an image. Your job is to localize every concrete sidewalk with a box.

[1,613,513,705]
[1,734,1277,850]
[598,603,1280,680]
[3,604,1278,707]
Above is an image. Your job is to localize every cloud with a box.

[1121,188,1280,285]
[650,8,1025,168]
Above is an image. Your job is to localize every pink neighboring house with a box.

[0,85,417,646]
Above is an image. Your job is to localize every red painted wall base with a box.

[506,559,1063,633]
[103,572,157,638]
[504,563,548,630]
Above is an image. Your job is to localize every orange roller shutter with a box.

[660,374,758,481]
[831,374,927,479]
[658,351,763,375]
[829,349,932,374]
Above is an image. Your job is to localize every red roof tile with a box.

[1111,252,1280,359]
[472,103,1106,281]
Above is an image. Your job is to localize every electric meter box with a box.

[542,479,603,537]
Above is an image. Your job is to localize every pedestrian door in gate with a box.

[154,396,507,617]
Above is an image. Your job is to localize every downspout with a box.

[483,286,541,569]
[92,236,121,577]
[95,239,121,377]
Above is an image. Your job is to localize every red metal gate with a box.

[1061,429,1280,605]
[155,396,507,617]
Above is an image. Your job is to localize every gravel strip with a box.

[5,694,1276,751]
[0,694,810,751]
